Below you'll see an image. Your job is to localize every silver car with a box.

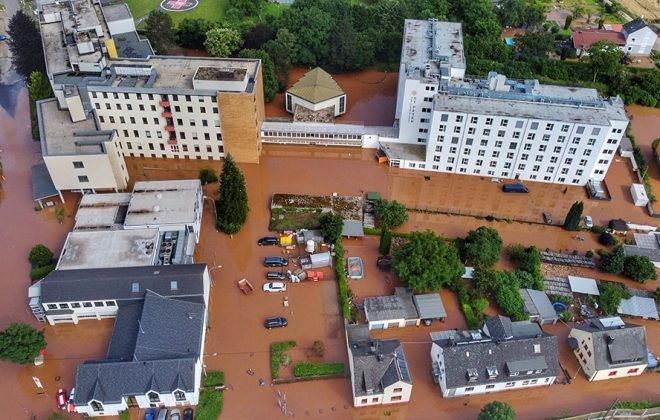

[263,282,287,293]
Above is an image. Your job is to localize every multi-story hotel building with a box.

[37,0,264,195]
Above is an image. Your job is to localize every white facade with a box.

[286,92,346,117]
[353,380,413,407]
[623,25,657,56]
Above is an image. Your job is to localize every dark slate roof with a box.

[346,325,412,397]
[31,163,59,201]
[365,289,419,322]
[433,321,559,389]
[573,317,648,370]
[133,291,205,361]
[484,315,514,339]
[74,358,196,405]
[622,245,660,262]
[106,301,144,361]
[609,219,629,231]
[623,17,648,35]
[40,264,206,303]
[113,31,154,59]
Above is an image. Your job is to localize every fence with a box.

[563,407,660,419]
[272,372,348,385]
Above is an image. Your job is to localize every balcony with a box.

[159,101,171,108]
[162,112,172,118]
[165,125,175,132]
[167,139,178,145]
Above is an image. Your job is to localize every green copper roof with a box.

[287,67,345,103]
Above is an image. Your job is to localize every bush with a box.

[599,232,617,246]
[196,389,223,420]
[623,255,657,283]
[506,245,543,290]
[464,226,503,269]
[590,225,608,234]
[455,281,480,329]
[320,212,344,243]
[600,246,625,274]
[598,282,631,315]
[294,362,344,377]
[29,244,53,267]
[479,401,516,420]
[199,167,218,185]
[334,240,350,319]
[471,296,489,314]
[305,340,325,358]
[614,400,660,410]
[586,250,594,258]
[271,341,296,379]
[379,229,392,255]
[494,272,529,321]
[204,371,225,387]
[559,311,572,322]
[30,264,55,281]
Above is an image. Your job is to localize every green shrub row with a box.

[196,388,223,420]
[614,400,660,410]
[334,240,350,319]
[294,362,345,377]
[203,371,225,387]
[30,264,55,281]
[454,280,481,329]
[271,341,296,380]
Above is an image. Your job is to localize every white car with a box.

[584,215,593,229]
[263,282,287,293]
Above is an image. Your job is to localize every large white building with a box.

[382,19,629,186]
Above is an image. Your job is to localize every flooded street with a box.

[626,104,660,195]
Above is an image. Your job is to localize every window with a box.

[546,123,554,130]
[453,126,461,133]
[91,401,103,412]
[360,398,368,404]
[73,161,84,169]
[561,124,569,132]
[455,115,463,122]
[627,368,639,374]
[465,387,474,392]
[587,138,596,146]
[174,390,186,401]
[530,122,539,130]
[438,125,446,132]
[148,392,160,403]
[485,385,495,389]
[498,130,505,138]
[505,382,515,388]
[522,380,530,385]
[500,119,508,127]
[83,302,93,308]
[470,116,478,124]
[538,145,547,152]
[47,304,57,310]
[468,127,476,135]
[372,397,379,403]
[485,118,493,125]
[495,141,502,148]
[94,301,104,307]
[608,371,617,377]
[71,303,81,308]
[530,379,538,384]
[78,176,89,183]
[393,387,403,393]
[59,303,69,309]
[390,396,402,402]
[483,129,491,136]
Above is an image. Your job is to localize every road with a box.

[0,0,25,85]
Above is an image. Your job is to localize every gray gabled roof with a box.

[484,316,514,339]
[573,317,648,370]
[623,245,660,263]
[342,220,364,237]
[40,264,206,303]
[520,288,558,322]
[413,293,447,319]
[618,295,660,320]
[623,17,648,35]
[31,163,59,201]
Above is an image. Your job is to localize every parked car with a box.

[263,256,288,267]
[266,271,286,280]
[157,408,168,420]
[183,408,193,420]
[502,183,529,193]
[584,215,593,228]
[67,388,76,413]
[144,408,157,420]
[169,409,181,420]
[257,236,279,246]
[263,282,287,292]
[264,316,288,329]
[55,388,68,410]
[542,212,552,224]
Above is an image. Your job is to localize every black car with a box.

[183,408,193,420]
[376,256,392,272]
[264,317,288,329]
[267,271,287,280]
[264,256,288,267]
[258,236,279,246]
[502,183,529,193]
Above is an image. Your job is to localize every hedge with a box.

[204,371,225,387]
[614,400,660,410]
[294,362,345,377]
[196,388,223,420]
[271,341,296,379]
[455,280,480,329]
[334,240,350,319]
[30,264,55,281]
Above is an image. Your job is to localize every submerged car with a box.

[55,388,68,411]
[257,236,279,246]
[144,408,156,420]
[263,282,287,293]
[264,317,288,329]
[584,215,593,229]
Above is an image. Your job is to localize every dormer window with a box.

[90,401,103,412]
[486,366,498,379]
[174,390,186,401]
[466,368,479,383]
[148,391,160,403]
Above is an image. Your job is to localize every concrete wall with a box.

[395,78,437,144]
[286,93,346,116]
[44,150,127,192]
[353,381,412,407]
[43,299,119,325]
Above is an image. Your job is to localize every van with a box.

[502,183,529,193]
[156,408,168,420]
[264,256,288,267]
[267,271,287,280]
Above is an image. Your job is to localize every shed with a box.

[618,295,659,320]
[519,288,558,324]
[300,251,332,269]
[630,184,649,206]
[366,192,382,201]
[342,220,364,238]
[31,163,62,207]
[365,288,419,330]
[568,276,600,296]
[413,293,447,321]
[608,219,629,232]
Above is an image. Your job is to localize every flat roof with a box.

[57,229,159,270]
[379,141,426,161]
[413,293,447,319]
[109,56,259,91]
[568,276,600,296]
[401,19,465,82]
[38,99,113,155]
[112,31,153,59]
[365,290,419,322]
[75,192,131,229]
[125,180,201,226]
[102,3,132,21]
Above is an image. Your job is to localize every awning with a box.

[568,276,600,295]
[31,163,59,202]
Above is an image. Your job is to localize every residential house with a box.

[568,316,648,381]
[73,290,207,416]
[572,18,657,57]
[571,29,626,56]
[430,316,560,397]
[623,232,660,268]
[365,288,420,330]
[346,325,413,407]
[621,17,657,56]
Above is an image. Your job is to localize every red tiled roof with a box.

[571,30,625,49]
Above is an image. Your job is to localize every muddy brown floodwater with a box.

[1,79,658,419]
[265,67,398,126]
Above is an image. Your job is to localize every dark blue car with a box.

[144,408,157,420]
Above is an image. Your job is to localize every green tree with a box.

[374,199,409,230]
[215,154,249,234]
[392,231,464,292]
[28,72,54,102]
[29,244,53,267]
[205,27,242,57]
[379,228,392,255]
[144,10,176,54]
[473,268,498,296]
[277,4,333,66]
[623,255,657,283]
[238,49,278,102]
[243,23,275,49]
[176,18,214,49]
[199,167,218,185]
[228,0,265,16]
[263,28,298,78]
[464,226,503,269]
[563,201,584,231]
[598,282,631,315]
[587,40,623,82]
[7,11,47,80]
[600,246,625,274]
[319,211,344,243]
[564,15,573,30]
[599,232,617,246]
[514,31,556,58]
[494,271,529,320]
[496,0,544,28]
[0,323,46,365]
[478,401,516,420]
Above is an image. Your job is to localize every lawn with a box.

[126,0,229,25]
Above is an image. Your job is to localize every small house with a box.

[413,293,447,323]
[365,288,420,330]
[519,288,558,325]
